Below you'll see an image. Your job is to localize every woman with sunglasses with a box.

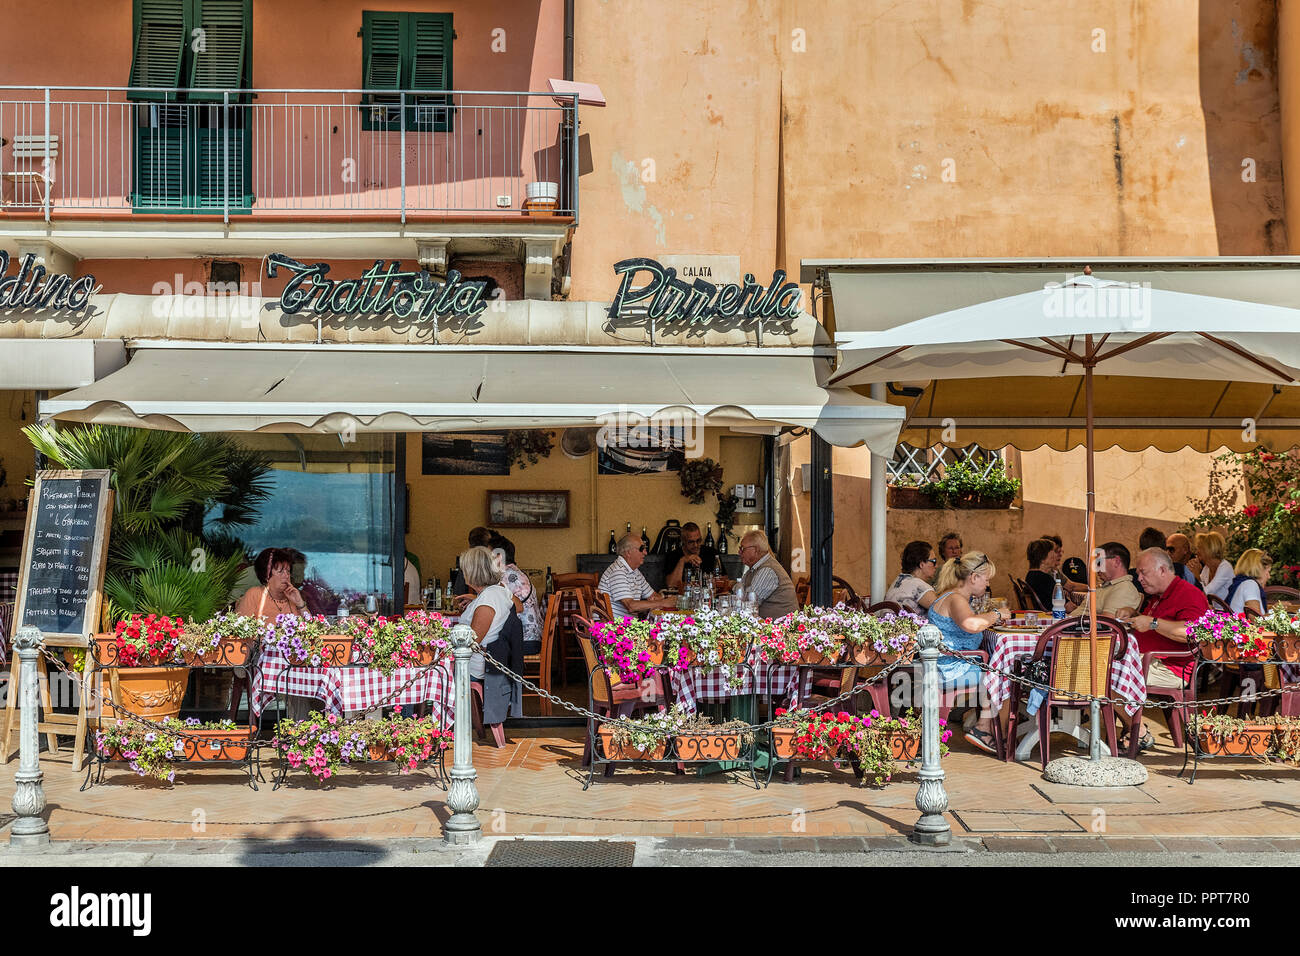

[928,551,1005,754]
[885,540,939,613]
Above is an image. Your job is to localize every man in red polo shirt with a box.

[1118,547,1209,748]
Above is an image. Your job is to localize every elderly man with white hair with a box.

[598,533,677,619]
[736,530,799,618]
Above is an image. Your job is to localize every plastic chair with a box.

[1003,616,1127,767]
[1138,648,1198,751]
[849,602,905,716]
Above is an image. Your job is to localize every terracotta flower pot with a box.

[1198,640,1225,662]
[104,667,191,721]
[886,486,937,509]
[1199,725,1272,756]
[889,732,922,761]
[771,726,798,759]
[285,636,353,666]
[882,643,917,665]
[846,643,883,666]
[182,728,254,762]
[597,726,667,761]
[673,732,742,761]
[642,641,665,667]
[412,645,443,667]
[800,647,839,666]
[1278,635,1300,663]
[182,638,255,667]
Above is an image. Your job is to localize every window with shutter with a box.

[361,11,454,132]
[187,0,251,100]
[128,0,186,101]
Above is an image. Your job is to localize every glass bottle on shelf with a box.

[545,566,554,595]
[625,521,632,537]
[641,526,651,553]
[704,523,716,550]
[608,529,617,553]
[717,527,728,555]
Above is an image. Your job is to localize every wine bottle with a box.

[717,528,729,555]
[625,521,632,539]
[641,526,651,553]
[608,529,617,553]
[704,522,716,550]
[545,566,554,595]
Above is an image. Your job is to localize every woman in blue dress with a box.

[927,551,1005,754]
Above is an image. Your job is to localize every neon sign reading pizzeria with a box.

[607,257,802,322]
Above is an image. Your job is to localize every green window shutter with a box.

[187,0,251,101]
[133,125,184,209]
[410,14,451,91]
[363,12,403,92]
[128,0,186,101]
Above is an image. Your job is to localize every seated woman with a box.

[884,540,938,614]
[489,531,542,655]
[1024,537,1058,611]
[1196,531,1234,601]
[928,551,1006,755]
[1227,548,1271,616]
[461,546,523,744]
[235,548,310,621]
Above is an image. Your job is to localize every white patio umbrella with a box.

[829,271,1300,754]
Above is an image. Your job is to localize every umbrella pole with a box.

[1085,354,1101,761]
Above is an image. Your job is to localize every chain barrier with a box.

[938,640,1300,712]
[475,643,913,735]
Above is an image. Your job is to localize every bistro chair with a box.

[1264,585,1300,609]
[1137,648,1198,752]
[0,601,13,661]
[1207,593,1232,614]
[521,592,561,716]
[848,602,905,717]
[553,572,599,600]
[832,576,859,608]
[1003,616,1127,766]
[552,585,591,689]
[573,616,668,774]
[1012,577,1047,613]
[794,576,810,608]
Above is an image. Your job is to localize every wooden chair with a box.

[1207,593,1232,613]
[3,134,58,207]
[1264,585,1300,606]
[589,591,613,623]
[1013,577,1047,612]
[832,576,859,608]
[1004,616,1127,766]
[552,585,591,689]
[553,572,599,602]
[522,593,560,716]
[866,601,902,615]
[794,576,810,608]
[573,616,668,773]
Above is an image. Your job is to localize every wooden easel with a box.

[2,471,112,772]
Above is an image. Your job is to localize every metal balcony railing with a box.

[0,87,579,223]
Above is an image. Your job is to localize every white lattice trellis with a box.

[887,443,1005,483]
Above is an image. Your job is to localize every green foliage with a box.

[1184,448,1298,585]
[679,457,724,504]
[24,423,270,624]
[920,456,1021,508]
[504,429,555,469]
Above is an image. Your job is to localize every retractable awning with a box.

[41,345,905,455]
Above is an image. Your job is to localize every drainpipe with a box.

[564,0,574,81]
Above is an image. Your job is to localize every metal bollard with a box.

[910,623,951,846]
[442,623,481,845]
[10,626,50,847]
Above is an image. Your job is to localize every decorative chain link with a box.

[475,643,911,734]
[937,641,1300,711]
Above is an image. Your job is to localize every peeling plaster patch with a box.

[1231,19,1270,84]
[611,151,667,247]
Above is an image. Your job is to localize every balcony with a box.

[0,87,578,275]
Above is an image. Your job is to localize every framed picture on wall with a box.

[422,432,510,476]
[597,423,687,475]
[487,490,570,528]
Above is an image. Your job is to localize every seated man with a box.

[736,530,798,618]
[1121,547,1210,749]
[598,533,677,619]
[663,521,722,590]
[1068,541,1141,619]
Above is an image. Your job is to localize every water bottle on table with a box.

[1051,573,1066,621]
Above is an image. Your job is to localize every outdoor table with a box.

[669,648,805,711]
[985,625,1146,761]
[250,650,455,723]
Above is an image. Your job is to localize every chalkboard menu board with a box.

[14,470,112,646]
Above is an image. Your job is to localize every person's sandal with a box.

[964,728,998,755]
[1138,728,1156,751]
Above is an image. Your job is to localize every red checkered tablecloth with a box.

[669,649,805,712]
[250,651,454,722]
[984,629,1146,717]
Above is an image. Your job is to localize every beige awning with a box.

[0,340,125,389]
[41,345,906,455]
[882,376,1300,452]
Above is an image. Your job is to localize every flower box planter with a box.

[889,732,922,761]
[950,493,1015,510]
[1222,635,1274,662]
[180,728,256,762]
[103,667,190,721]
[1278,635,1300,663]
[844,642,916,667]
[771,726,797,759]
[1198,725,1272,757]
[283,636,354,667]
[597,725,668,761]
[673,732,743,761]
[1198,641,1226,662]
[886,486,937,509]
[799,647,840,666]
[181,638,256,667]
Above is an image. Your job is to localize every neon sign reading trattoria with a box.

[266,253,489,321]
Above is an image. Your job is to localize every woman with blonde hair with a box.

[928,551,1006,754]
[1227,549,1272,617]
[1195,531,1233,601]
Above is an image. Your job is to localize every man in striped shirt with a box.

[736,530,798,618]
[599,533,677,619]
